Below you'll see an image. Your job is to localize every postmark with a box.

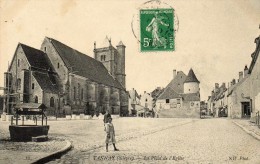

[140,8,174,52]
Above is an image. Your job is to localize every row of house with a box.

[2,37,128,117]
[207,35,260,119]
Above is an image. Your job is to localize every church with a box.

[3,37,128,116]
[155,69,201,118]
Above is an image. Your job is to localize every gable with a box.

[165,71,187,94]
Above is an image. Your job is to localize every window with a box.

[44,47,47,52]
[166,99,169,103]
[177,99,181,104]
[50,97,54,107]
[73,87,76,100]
[17,59,20,67]
[78,83,80,99]
[32,83,35,89]
[145,98,147,102]
[57,63,60,68]
[35,96,38,103]
[81,88,84,100]
[17,78,21,90]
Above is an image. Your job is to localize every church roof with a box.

[32,71,60,94]
[47,37,124,90]
[20,43,53,71]
[184,69,200,83]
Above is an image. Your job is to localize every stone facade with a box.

[4,37,127,116]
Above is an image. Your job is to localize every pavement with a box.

[0,117,259,164]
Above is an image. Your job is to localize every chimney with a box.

[215,83,219,89]
[222,83,226,89]
[244,65,248,77]
[238,71,243,82]
[232,79,236,85]
[173,69,176,79]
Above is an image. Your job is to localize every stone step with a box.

[32,135,48,142]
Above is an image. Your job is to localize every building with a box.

[128,88,143,116]
[248,35,260,120]
[139,91,154,117]
[3,37,127,116]
[227,68,250,118]
[156,69,200,118]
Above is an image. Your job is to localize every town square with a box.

[0,0,260,163]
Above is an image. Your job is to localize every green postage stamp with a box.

[140,8,174,52]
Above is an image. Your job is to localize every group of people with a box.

[103,110,119,152]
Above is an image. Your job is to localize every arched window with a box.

[81,88,84,100]
[17,78,21,90]
[50,97,55,107]
[78,83,80,99]
[35,96,38,103]
[73,87,76,100]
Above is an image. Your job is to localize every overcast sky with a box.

[0,0,259,101]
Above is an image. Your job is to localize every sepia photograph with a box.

[0,0,260,163]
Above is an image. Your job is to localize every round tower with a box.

[184,69,200,94]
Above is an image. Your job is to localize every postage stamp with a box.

[140,8,174,52]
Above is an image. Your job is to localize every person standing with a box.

[105,117,119,152]
[103,110,111,125]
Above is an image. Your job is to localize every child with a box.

[105,117,119,152]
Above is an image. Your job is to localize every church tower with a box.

[94,38,126,88]
[184,68,200,94]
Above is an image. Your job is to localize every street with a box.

[47,118,260,164]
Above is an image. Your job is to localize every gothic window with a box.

[35,96,38,103]
[78,83,80,99]
[73,87,76,100]
[17,78,21,90]
[81,88,84,100]
[32,83,35,89]
[50,97,55,107]
[166,99,169,103]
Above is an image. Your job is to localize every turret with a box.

[116,41,126,88]
[183,68,200,94]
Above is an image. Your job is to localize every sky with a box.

[0,0,259,101]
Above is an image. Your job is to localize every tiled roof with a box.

[157,87,182,99]
[227,76,249,96]
[249,36,260,74]
[184,69,200,83]
[165,71,187,93]
[47,37,124,90]
[20,43,53,71]
[32,71,60,94]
